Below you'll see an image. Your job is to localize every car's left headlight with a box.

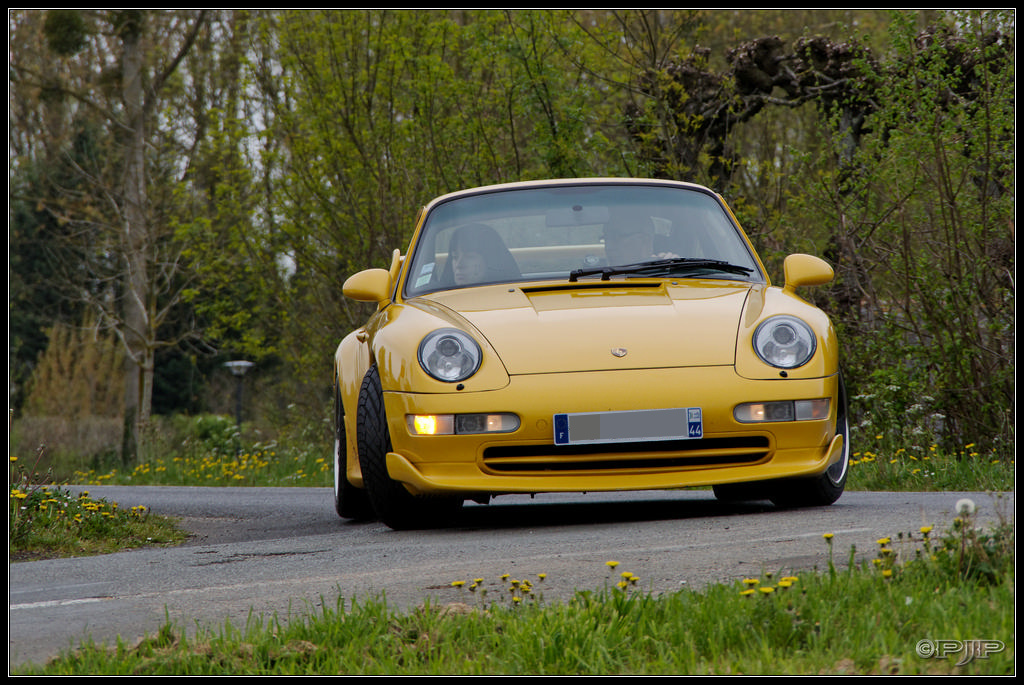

[418,328,482,382]
[753,315,817,369]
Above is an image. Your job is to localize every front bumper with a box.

[381,367,842,496]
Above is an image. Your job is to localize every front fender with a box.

[734,285,839,380]
[369,301,511,394]
[336,329,371,486]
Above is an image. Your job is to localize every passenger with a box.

[603,220,678,265]
[441,223,521,286]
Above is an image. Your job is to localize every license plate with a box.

[553,408,702,445]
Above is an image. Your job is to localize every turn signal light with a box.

[407,413,520,435]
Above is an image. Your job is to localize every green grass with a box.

[68,443,332,488]
[12,510,1016,675]
[848,436,1012,492]
[9,482,187,561]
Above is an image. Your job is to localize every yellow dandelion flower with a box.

[740,589,755,597]
[823,533,834,541]
[743,578,760,586]
[877,537,891,545]
[758,586,775,594]
[919,526,933,536]
[451,580,466,588]
[606,560,620,569]
[537,573,546,581]
[882,569,893,579]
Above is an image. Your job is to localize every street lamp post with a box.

[224,360,254,453]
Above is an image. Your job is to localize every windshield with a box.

[403,183,763,297]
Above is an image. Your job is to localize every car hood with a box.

[411,281,753,374]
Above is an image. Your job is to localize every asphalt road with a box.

[8,487,1012,669]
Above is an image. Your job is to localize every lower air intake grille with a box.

[482,436,770,473]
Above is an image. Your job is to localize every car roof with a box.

[422,177,720,208]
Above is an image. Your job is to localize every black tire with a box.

[333,383,373,520]
[356,365,462,530]
[767,373,851,508]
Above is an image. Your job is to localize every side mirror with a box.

[783,254,834,292]
[343,268,392,303]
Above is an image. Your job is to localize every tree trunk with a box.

[120,14,153,463]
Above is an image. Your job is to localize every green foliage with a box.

[178,414,242,457]
[181,9,635,405]
[808,12,1015,455]
[42,9,88,56]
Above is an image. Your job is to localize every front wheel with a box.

[356,365,462,530]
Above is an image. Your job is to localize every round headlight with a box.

[418,329,482,382]
[753,315,817,369]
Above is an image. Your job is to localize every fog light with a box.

[794,398,830,420]
[734,399,829,423]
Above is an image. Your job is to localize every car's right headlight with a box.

[752,315,817,369]
[418,328,482,382]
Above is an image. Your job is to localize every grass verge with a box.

[9,482,186,561]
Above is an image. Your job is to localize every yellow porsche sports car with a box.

[334,178,849,529]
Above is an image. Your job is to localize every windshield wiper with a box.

[569,257,754,282]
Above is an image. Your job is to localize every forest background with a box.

[8,9,1015,473]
